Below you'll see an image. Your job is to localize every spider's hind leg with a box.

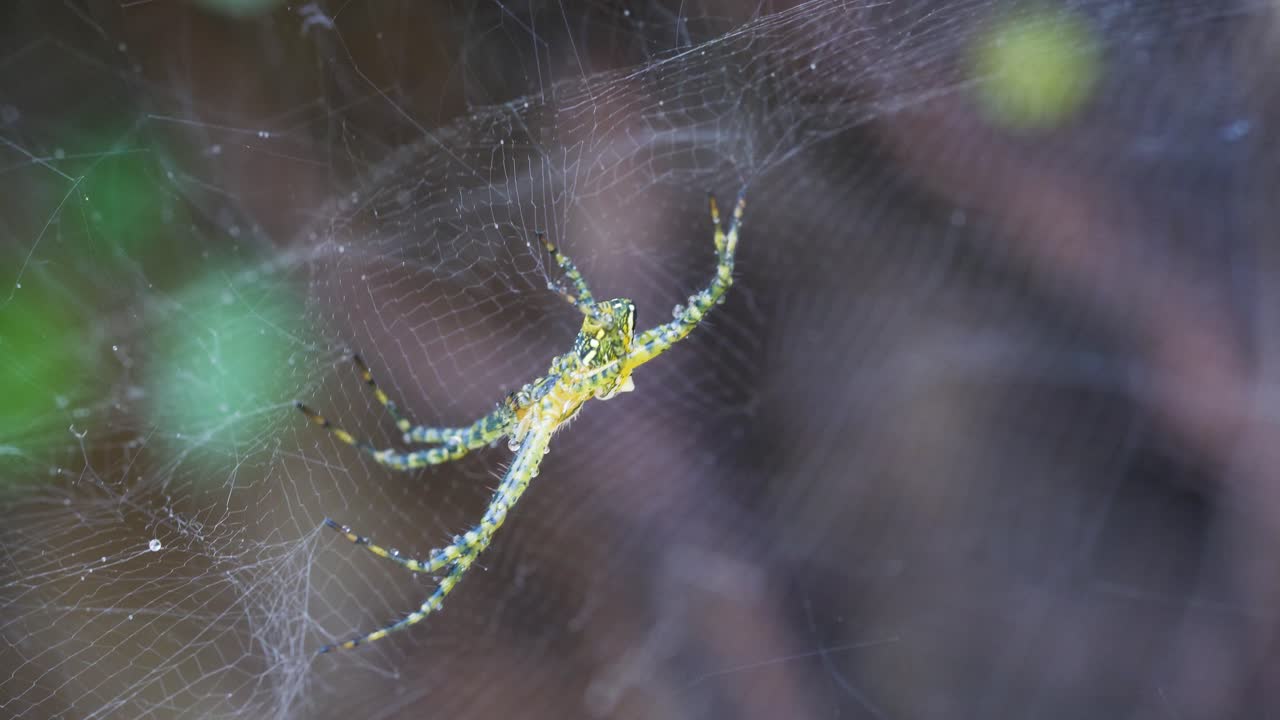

[318,553,464,653]
[321,518,453,576]
[295,403,479,468]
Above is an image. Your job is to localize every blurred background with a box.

[2,0,1279,718]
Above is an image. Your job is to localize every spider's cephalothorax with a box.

[571,297,637,398]
[298,191,745,653]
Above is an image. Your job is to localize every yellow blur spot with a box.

[970,7,1100,130]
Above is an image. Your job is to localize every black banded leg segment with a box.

[539,232,595,310]
[351,353,418,435]
[295,402,478,469]
[296,401,378,455]
[322,518,451,575]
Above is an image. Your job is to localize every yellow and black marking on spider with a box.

[298,191,746,654]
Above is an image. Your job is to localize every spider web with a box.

[3,0,1280,718]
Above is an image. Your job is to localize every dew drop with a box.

[148,539,163,552]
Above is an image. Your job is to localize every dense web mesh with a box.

[3,0,1280,718]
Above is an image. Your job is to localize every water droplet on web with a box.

[128,614,134,621]
[507,439,520,452]
[257,130,271,139]
[672,304,684,318]
[149,539,163,552]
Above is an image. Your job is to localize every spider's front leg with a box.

[540,232,596,312]
[628,191,745,365]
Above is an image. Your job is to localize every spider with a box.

[298,191,745,653]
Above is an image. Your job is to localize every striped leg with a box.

[295,401,488,469]
[540,232,595,310]
[322,518,454,575]
[406,402,515,448]
[351,354,417,436]
[352,353,464,445]
[319,554,464,653]
[318,425,554,653]
[629,191,744,365]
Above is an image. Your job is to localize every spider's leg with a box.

[295,402,493,469]
[628,191,744,365]
[319,424,555,654]
[321,518,453,575]
[351,354,417,436]
[356,353,512,446]
[318,550,465,653]
[405,401,514,447]
[539,232,595,310]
